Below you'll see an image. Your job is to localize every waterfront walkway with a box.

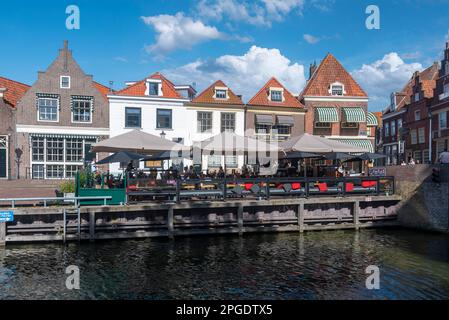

[0,180,58,199]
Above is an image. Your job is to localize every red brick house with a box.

[299,53,374,153]
[431,42,449,160]
[0,77,30,179]
[246,77,305,142]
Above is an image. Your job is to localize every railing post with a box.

[353,200,360,230]
[167,205,174,240]
[11,200,15,209]
[0,222,6,247]
[89,211,96,242]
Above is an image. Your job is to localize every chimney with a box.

[0,88,6,99]
[309,61,317,80]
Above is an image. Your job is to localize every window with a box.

[440,112,448,129]
[72,99,92,122]
[66,139,83,162]
[125,108,141,128]
[413,151,422,163]
[414,92,420,102]
[342,122,359,128]
[225,156,238,168]
[208,155,222,168]
[445,84,449,95]
[38,97,58,121]
[47,165,64,179]
[221,113,235,132]
[32,164,44,180]
[418,127,425,144]
[411,129,417,144]
[271,90,283,102]
[32,138,45,161]
[331,84,343,96]
[157,109,172,129]
[66,165,81,179]
[315,122,331,128]
[397,118,403,129]
[391,121,396,136]
[46,138,64,162]
[149,82,159,96]
[60,76,70,89]
[197,112,213,133]
[385,123,390,137]
[215,89,227,99]
[272,125,292,141]
[415,110,421,121]
[423,150,430,164]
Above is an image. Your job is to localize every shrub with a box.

[60,181,76,194]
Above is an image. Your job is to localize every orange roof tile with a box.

[300,53,367,98]
[191,80,244,106]
[0,76,30,108]
[94,81,111,101]
[115,72,183,99]
[247,77,304,109]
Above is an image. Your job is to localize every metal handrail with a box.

[0,196,113,208]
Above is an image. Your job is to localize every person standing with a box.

[439,148,449,164]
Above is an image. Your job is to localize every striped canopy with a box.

[342,107,366,123]
[330,139,374,153]
[315,107,339,123]
[367,112,379,126]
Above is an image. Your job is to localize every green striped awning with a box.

[367,112,379,126]
[342,107,366,123]
[331,139,374,153]
[315,107,339,123]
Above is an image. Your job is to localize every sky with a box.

[1,0,449,111]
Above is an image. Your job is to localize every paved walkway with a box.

[0,180,62,199]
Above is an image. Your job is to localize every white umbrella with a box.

[280,133,367,153]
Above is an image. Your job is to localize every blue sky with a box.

[1,0,449,110]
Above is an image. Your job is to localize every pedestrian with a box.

[439,148,449,164]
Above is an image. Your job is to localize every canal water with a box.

[1,228,449,300]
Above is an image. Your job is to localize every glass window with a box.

[413,151,422,163]
[221,113,235,133]
[32,137,45,161]
[32,164,44,180]
[66,139,83,162]
[125,107,141,128]
[445,84,449,95]
[315,122,331,128]
[423,150,430,164]
[342,122,358,128]
[208,155,222,168]
[385,123,390,137]
[38,98,58,121]
[66,165,81,179]
[46,165,64,179]
[60,76,70,89]
[149,82,159,96]
[418,127,425,144]
[225,156,238,168]
[391,121,396,136]
[157,109,172,129]
[411,129,417,144]
[197,112,212,133]
[415,110,421,121]
[440,112,447,129]
[415,93,420,102]
[331,85,343,96]
[72,99,92,122]
[46,138,64,162]
[271,90,283,102]
[397,118,402,129]
[272,125,291,141]
[215,90,227,99]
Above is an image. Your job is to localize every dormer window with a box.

[329,82,345,96]
[214,87,228,100]
[60,76,70,89]
[145,79,162,96]
[149,82,159,96]
[271,90,283,102]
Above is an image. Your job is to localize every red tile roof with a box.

[115,72,183,99]
[300,53,367,98]
[0,76,30,108]
[191,80,244,106]
[94,81,111,101]
[247,77,303,108]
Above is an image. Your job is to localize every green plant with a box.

[60,181,76,194]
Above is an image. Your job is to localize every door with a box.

[0,136,7,178]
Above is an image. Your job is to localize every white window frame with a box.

[220,112,236,133]
[329,82,346,96]
[439,112,448,130]
[0,135,8,179]
[418,127,425,144]
[71,98,93,124]
[414,92,420,102]
[37,97,59,123]
[60,76,71,89]
[391,120,396,136]
[385,122,390,137]
[214,87,229,100]
[413,150,422,163]
[315,122,331,129]
[410,129,417,144]
[197,111,213,133]
[415,110,421,121]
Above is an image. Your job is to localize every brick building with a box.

[15,41,110,179]
[0,77,30,179]
[299,53,374,153]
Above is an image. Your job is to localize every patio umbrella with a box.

[198,131,280,153]
[142,150,193,161]
[95,151,145,165]
[343,153,387,162]
[281,151,322,160]
[323,152,354,161]
[280,134,368,153]
[92,130,189,155]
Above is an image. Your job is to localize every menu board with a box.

[369,167,387,177]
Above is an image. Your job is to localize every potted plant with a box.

[59,181,76,199]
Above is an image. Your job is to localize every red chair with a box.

[244,183,254,191]
[345,183,354,192]
[362,181,377,188]
[292,183,301,190]
[317,183,328,192]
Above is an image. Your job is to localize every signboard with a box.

[369,167,387,177]
[0,211,14,222]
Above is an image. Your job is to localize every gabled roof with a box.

[0,76,30,108]
[247,77,303,108]
[94,81,111,101]
[191,80,244,106]
[300,53,367,98]
[115,72,183,99]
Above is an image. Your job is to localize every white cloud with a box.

[303,34,320,44]
[141,13,225,55]
[114,57,128,63]
[352,52,423,110]
[164,46,306,102]
[196,0,304,27]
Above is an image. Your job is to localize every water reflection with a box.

[1,229,449,300]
